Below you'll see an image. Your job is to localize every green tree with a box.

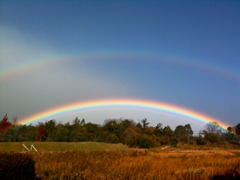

[73,117,85,126]
[204,122,223,144]
[236,123,240,136]
[225,127,235,142]
[196,136,206,145]
[5,125,19,141]
[119,119,135,131]
[204,122,221,134]
[103,119,122,139]
[15,125,37,141]
[129,136,153,148]
[154,123,163,136]
[204,132,218,143]
[45,120,56,141]
[163,126,173,145]
[55,124,69,141]
[174,125,186,143]
[185,124,193,144]
[227,127,233,133]
[141,118,149,132]
[121,127,140,145]
[85,122,100,141]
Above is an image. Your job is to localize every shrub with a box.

[106,134,119,143]
[170,138,178,147]
[0,153,36,180]
[205,133,219,143]
[129,137,153,148]
[196,137,206,145]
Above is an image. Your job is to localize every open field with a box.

[0,142,128,152]
[1,142,240,179]
[31,148,240,179]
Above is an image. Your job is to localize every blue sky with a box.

[0,0,239,133]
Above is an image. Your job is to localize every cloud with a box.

[0,26,137,121]
[0,26,56,70]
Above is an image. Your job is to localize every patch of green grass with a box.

[0,142,128,152]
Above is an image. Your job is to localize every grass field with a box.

[31,148,240,179]
[1,142,240,179]
[0,142,128,152]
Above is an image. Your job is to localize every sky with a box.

[0,0,239,134]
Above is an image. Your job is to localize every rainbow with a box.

[18,98,230,131]
[1,52,239,82]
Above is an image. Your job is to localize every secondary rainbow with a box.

[1,52,239,82]
[18,99,230,131]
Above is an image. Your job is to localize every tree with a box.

[17,125,37,141]
[154,123,163,136]
[227,127,233,133]
[45,120,56,141]
[85,122,100,141]
[204,132,218,143]
[73,117,81,125]
[5,126,20,142]
[55,124,69,141]
[136,122,142,130]
[103,120,120,135]
[129,136,153,148]
[204,122,223,144]
[204,122,221,134]
[0,114,11,141]
[174,125,186,143]
[236,123,240,136]
[185,124,193,144]
[141,118,149,132]
[163,126,173,145]
[0,114,11,133]
[119,119,135,130]
[121,127,140,145]
[225,127,235,142]
[36,123,46,141]
[72,117,85,126]
[196,136,206,145]
[80,118,85,126]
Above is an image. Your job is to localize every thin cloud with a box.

[0,26,138,121]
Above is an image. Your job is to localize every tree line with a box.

[0,114,239,148]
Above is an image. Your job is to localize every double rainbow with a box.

[18,98,230,131]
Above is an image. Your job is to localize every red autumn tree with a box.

[36,123,46,141]
[0,114,11,134]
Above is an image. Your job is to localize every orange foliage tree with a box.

[36,123,47,141]
[0,114,11,134]
[0,114,11,141]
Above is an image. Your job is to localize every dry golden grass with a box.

[0,142,128,152]
[30,148,240,180]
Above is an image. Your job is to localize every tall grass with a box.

[1,142,239,179]
[31,149,240,179]
[0,142,128,152]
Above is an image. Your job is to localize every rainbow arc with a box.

[18,99,230,131]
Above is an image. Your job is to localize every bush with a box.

[0,153,36,180]
[196,137,206,145]
[205,133,219,143]
[106,134,119,143]
[170,138,178,147]
[129,137,154,148]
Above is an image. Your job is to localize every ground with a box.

[1,142,240,179]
